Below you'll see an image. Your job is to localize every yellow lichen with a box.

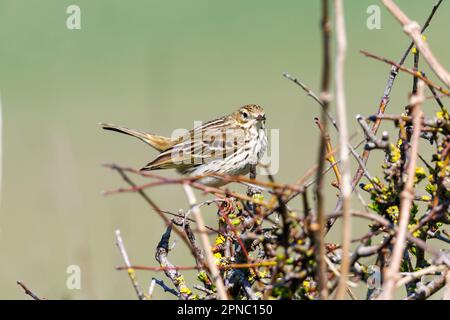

[180,286,192,295]
[415,167,426,178]
[175,275,186,285]
[197,271,211,285]
[252,193,265,202]
[213,252,223,264]
[231,217,242,226]
[215,234,225,246]
[386,206,399,223]
[390,143,401,163]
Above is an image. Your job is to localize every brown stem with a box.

[312,0,332,300]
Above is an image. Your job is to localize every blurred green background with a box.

[0,0,448,299]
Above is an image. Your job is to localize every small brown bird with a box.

[100,104,267,186]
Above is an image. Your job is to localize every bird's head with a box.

[233,104,266,128]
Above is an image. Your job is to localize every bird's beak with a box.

[256,114,266,121]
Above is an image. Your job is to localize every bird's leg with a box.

[249,164,256,180]
[247,165,259,196]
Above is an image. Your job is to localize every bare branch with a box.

[382,0,450,88]
[396,265,447,288]
[360,50,450,96]
[16,281,43,300]
[350,0,444,193]
[155,223,193,299]
[115,230,145,300]
[327,210,444,260]
[107,165,194,251]
[311,0,333,300]
[334,0,352,300]
[404,274,446,300]
[183,184,228,300]
[283,72,326,109]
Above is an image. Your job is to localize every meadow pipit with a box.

[101,104,267,186]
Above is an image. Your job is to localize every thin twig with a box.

[283,72,326,109]
[151,277,179,298]
[183,222,207,269]
[107,165,193,251]
[116,260,277,272]
[115,229,145,300]
[361,50,450,96]
[356,114,390,150]
[104,164,272,208]
[283,71,369,183]
[16,281,42,300]
[315,117,341,186]
[159,208,221,235]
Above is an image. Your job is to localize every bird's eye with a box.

[241,111,249,119]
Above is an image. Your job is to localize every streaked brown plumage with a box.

[101,104,267,186]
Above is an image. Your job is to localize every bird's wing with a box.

[140,124,247,171]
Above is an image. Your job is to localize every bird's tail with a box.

[100,123,176,152]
